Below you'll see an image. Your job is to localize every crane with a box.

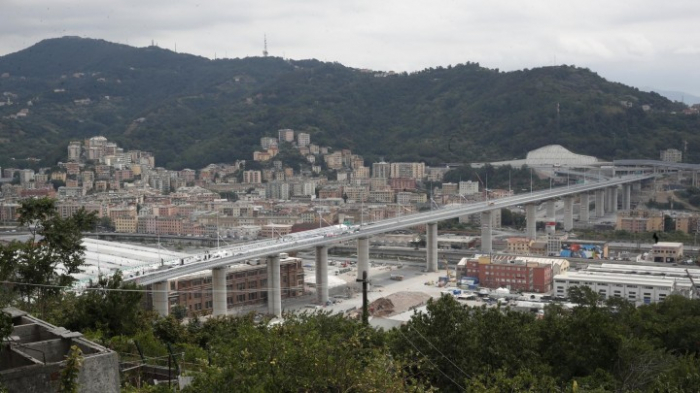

[685,269,700,299]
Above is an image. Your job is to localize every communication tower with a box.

[263,34,269,57]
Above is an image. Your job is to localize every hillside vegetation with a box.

[0,36,697,169]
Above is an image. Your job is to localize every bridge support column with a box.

[426,223,438,272]
[480,212,492,253]
[152,281,169,317]
[267,255,281,317]
[563,196,573,231]
[546,200,556,223]
[316,245,329,305]
[525,204,536,240]
[580,193,590,222]
[611,187,619,213]
[212,267,227,316]
[595,190,605,217]
[622,184,631,210]
[356,237,370,280]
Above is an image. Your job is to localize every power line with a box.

[409,325,471,380]
[0,280,306,295]
[395,327,466,391]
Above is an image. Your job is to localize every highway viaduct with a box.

[125,175,653,318]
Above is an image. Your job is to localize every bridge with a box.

[128,174,653,318]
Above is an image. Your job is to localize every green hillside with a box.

[0,36,696,169]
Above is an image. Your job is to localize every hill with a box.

[0,36,697,169]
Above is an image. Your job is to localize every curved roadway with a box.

[127,174,653,286]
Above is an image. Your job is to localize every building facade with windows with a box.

[554,272,675,304]
[172,257,304,316]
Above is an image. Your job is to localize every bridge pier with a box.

[595,190,605,217]
[212,267,227,316]
[426,223,438,272]
[579,193,590,222]
[622,184,631,210]
[546,200,556,223]
[611,187,619,213]
[563,196,573,231]
[152,281,169,317]
[525,204,536,240]
[267,255,281,317]
[480,212,492,253]
[316,245,329,305]
[356,237,370,280]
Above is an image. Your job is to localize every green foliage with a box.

[54,271,149,338]
[0,198,97,317]
[183,312,431,392]
[1,37,698,170]
[58,345,83,393]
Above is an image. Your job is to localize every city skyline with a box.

[1,1,700,98]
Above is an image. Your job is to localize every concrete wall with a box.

[0,350,119,393]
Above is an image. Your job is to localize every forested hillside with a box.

[0,36,696,170]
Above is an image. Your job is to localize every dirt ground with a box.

[368,291,432,317]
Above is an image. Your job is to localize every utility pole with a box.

[356,270,370,325]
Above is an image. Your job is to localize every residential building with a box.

[261,137,278,150]
[390,162,425,179]
[243,170,262,184]
[616,210,664,233]
[278,128,295,143]
[459,180,480,195]
[442,182,458,196]
[507,237,532,254]
[660,148,682,163]
[67,141,82,162]
[297,132,310,147]
[372,161,390,179]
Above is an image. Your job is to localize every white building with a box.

[554,272,676,305]
[297,132,310,147]
[459,180,479,195]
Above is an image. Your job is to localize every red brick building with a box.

[458,256,553,293]
[171,257,304,316]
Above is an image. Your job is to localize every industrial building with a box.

[554,272,675,304]
[554,263,700,304]
[166,255,305,316]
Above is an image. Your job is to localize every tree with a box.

[56,271,149,338]
[59,345,83,393]
[0,197,97,317]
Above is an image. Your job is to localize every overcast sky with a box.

[2,0,700,98]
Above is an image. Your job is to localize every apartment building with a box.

[390,162,425,179]
[297,132,310,147]
[459,180,480,195]
[278,128,295,143]
[616,210,664,233]
[660,148,682,163]
[261,137,278,150]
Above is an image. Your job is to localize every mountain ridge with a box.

[0,36,697,170]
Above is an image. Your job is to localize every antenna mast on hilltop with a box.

[263,34,269,57]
